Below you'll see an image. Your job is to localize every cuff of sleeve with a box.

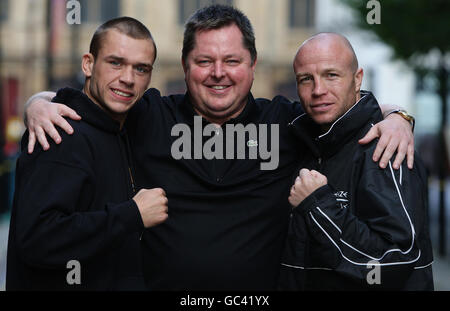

[295,184,336,216]
[109,199,145,233]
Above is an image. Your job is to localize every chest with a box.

[300,140,364,213]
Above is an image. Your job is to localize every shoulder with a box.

[21,118,96,171]
[254,94,304,123]
[130,88,184,117]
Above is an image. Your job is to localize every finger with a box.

[42,120,62,144]
[57,104,81,121]
[378,138,399,169]
[53,115,74,135]
[159,213,169,223]
[407,143,415,170]
[392,140,408,170]
[310,170,322,178]
[155,188,166,196]
[28,131,36,154]
[299,168,310,179]
[359,126,379,145]
[161,196,169,207]
[371,133,389,163]
[35,126,50,150]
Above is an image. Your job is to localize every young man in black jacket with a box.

[280,33,434,290]
[6,17,168,290]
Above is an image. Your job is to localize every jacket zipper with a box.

[128,167,136,194]
[121,132,144,241]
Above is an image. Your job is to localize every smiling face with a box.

[182,24,257,125]
[82,29,155,126]
[294,34,363,131]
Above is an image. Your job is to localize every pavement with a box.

[0,212,9,291]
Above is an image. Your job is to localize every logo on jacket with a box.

[334,191,349,209]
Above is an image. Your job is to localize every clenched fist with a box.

[133,188,169,228]
[288,169,328,207]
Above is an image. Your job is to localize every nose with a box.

[211,61,225,79]
[312,77,327,97]
[119,65,135,86]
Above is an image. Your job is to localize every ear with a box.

[251,56,258,73]
[181,56,188,74]
[81,53,95,78]
[354,68,364,92]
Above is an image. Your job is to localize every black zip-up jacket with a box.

[6,88,145,290]
[279,91,434,290]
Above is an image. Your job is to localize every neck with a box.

[320,91,361,133]
[192,103,247,127]
[83,83,125,129]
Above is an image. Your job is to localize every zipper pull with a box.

[128,167,136,194]
[318,157,322,165]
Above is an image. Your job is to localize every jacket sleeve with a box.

[296,158,424,288]
[13,134,144,269]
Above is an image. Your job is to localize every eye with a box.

[327,72,338,78]
[298,76,312,84]
[110,60,121,67]
[197,59,211,66]
[135,66,149,74]
[226,59,240,65]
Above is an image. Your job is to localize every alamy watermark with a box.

[66,259,81,285]
[171,116,280,171]
[366,0,381,25]
[366,260,381,285]
[66,0,81,25]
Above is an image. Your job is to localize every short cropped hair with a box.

[182,4,257,65]
[89,16,157,62]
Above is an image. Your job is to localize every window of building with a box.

[80,0,119,23]
[178,0,233,24]
[289,0,315,28]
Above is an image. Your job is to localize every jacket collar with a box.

[52,87,122,134]
[290,91,383,158]
[177,91,258,127]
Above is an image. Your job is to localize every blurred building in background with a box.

[0,0,317,109]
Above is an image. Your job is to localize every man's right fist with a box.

[288,169,327,207]
[133,188,168,228]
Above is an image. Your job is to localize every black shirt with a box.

[126,88,303,290]
[7,88,145,290]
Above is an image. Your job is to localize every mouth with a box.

[206,85,232,93]
[310,102,333,112]
[111,88,134,100]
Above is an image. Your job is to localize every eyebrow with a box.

[295,72,311,79]
[105,55,153,70]
[296,68,341,77]
[194,54,242,60]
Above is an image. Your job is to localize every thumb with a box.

[359,125,379,145]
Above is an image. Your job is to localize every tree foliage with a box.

[341,0,450,65]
